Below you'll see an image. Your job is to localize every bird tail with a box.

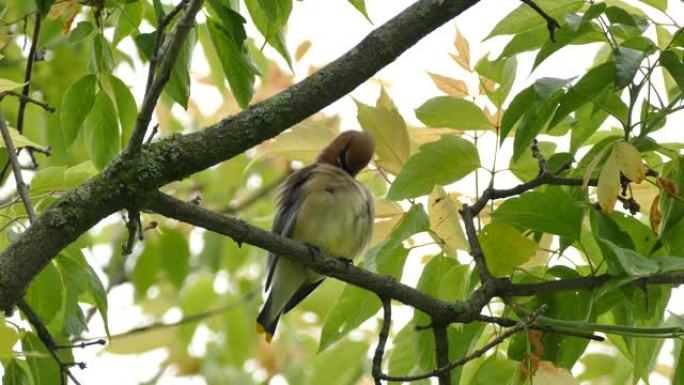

[256,294,280,343]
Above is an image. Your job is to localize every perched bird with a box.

[256,130,375,342]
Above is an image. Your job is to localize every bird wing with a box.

[264,165,316,291]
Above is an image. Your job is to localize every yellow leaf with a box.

[0,78,25,93]
[257,117,340,164]
[597,148,620,213]
[614,141,647,183]
[108,327,177,355]
[428,72,468,98]
[372,198,404,245]
[428,186,467,254]
[356,88,410,174]
[454,28,471,70]
[449,52,470,72]
[295,40,312,62]
[0,316,18,357]
[582,144,613,189]
[408,127,461,148]
[533,361,579,385]
[0,126,46,149]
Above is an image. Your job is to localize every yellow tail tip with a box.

[255,323,273,343]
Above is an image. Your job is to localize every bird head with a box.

[317,131,375,176]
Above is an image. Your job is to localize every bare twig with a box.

[56,339,107,350]
[127,0,200,153]
[222,171,290,214]
[122,209,141,255]
[3,90,55,113]
[460,206,494,283]
[379,305,548,382]
[17,299,83,385]
[0,108,36,222]
[106,293,254,339]
[16,14,41,134]
[520,0,559,41]
[372,297,392,385]
[475,314,604,341]
[145,124,159,145]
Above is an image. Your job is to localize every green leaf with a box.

[499,86,535,142]
[355,89,411,174]
[661,50,684,92]
[471,357,518,385]
[60,74,97,147]
[67,21,94,44]
[165,28,196,109]
[207,16,257,108]
[86,264,110,338]
[550,62,616,128]
[91,33,113,73]
[22,333,60,385]
[113,0,143,47]
[479,222,536,277]
[492,188,583,241]
[603,239,659,276]
[415,96,490,130]
[614,47,644,88]
[487,0,584,38]
[0,315,19,357]
[308,340,369,385]
[83,91,121,169]
[131,237,160,297]
[347,0,371,21]
[103,74,137,146]
[533,22,604,69]
[498,27,547,59]
[511,85,564,161]
[476,56,517,105]
[639,0,667,11]
[2,359,33,385]
[388,135,480,200]
[159,227,190,288]
[319,242,409,352]
[244,0,292,67]
[25,262,63,325]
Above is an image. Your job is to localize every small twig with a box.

[372,297,391,385]
[3,90,55,112]
[0,108,37,222]
[17,299,83,385]
[475,314,604,341]
[16,14,42,134]
[531,139,548,175]
[222,171,290,214]
[127,0,198,153]
[379,305,548,382]
[122,209,141,254]
[56,339,107,350]
[106,292,254,340]
[520,0,559,42]
[145,124,159,145]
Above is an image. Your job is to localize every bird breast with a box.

[290,164,373,260]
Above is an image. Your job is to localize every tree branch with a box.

[0,108,36,222]
[126,0,202,153]
[519,0,559,42]
[16,14,41,134]
[372,297,391,385]
[380,305,548,382]
[0,0,481,313]
[17,299,83,385]
[433,324,451,385]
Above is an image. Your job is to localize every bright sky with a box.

[14,0,684,384]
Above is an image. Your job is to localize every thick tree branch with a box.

[0,0,480,312]
[126,0,202,153]
[147,192,469,320]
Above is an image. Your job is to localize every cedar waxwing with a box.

[256,131,375,342]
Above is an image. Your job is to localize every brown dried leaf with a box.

[454,28,471,70]
[428,72,468,97]
[295,40,312,62]
[449,52,471,72]
[650,195,662,234]
[657,176,679,196]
